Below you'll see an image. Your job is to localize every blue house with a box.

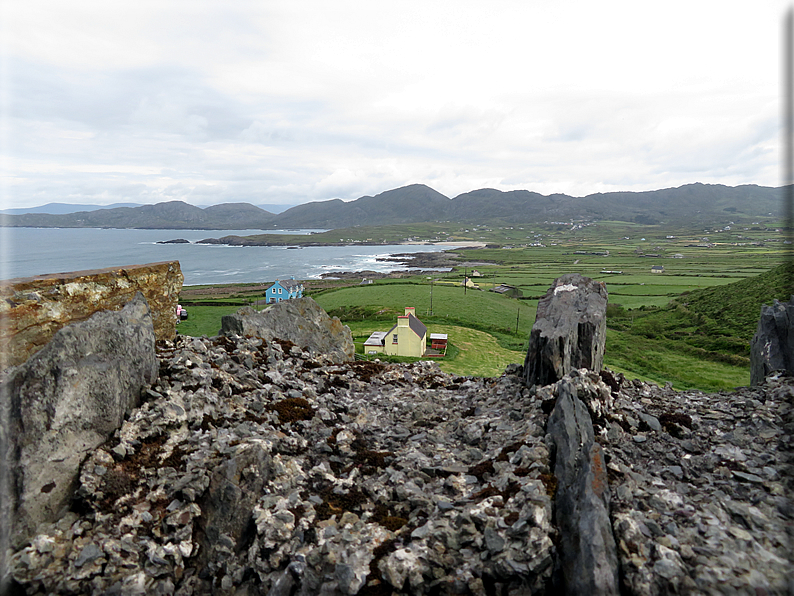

[265,279,304,303]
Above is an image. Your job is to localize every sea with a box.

[0,228,451,285]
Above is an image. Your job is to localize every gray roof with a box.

[364,331,387,346]
[273,279,303,292]
[408,314,427,338]
[386,314,427,340]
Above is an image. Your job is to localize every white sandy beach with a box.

[400,241,488,248]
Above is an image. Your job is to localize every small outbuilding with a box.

[651,265,665,274]
[430,333,448,350]
[491,284,523,298]
[363,331,388,354]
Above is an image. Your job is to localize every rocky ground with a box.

[8,332,793,595]
[603,372,793,595]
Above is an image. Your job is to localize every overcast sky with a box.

[0,1,789,209]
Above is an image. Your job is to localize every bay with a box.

[0,228,451,285]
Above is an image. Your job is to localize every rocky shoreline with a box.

[7,328,792,594]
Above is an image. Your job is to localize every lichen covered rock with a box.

[6,330,792,595]
[0,261,182,368]
[221,296,354,363]
[1,292,158,551]
[524,274,608,387]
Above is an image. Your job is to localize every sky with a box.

[0,1,790,210]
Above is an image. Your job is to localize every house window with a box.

[278,288,282,294]
[393,334,398,344]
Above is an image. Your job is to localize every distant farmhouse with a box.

[364,307,428,357]
[265,279,304,303]
[490,284,523,298]
[462,277,480,290]
[651,265,665,274]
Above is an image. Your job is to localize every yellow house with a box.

[462,277,480,290]
[365,307,427,357]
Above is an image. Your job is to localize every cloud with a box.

[1,0,789,210]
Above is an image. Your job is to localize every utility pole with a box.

[464,267,467,296]
[427,276,434,315]
[515,307,520,335]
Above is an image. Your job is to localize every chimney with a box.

[404,307,415,317]
[397,316,409,327]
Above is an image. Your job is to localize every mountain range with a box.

[0,183,782,230]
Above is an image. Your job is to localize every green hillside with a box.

[673,261,794,341]
[605,261,793,390]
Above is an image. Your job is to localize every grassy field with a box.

[174,219,791,389]
[175,305,242,337]
[313,282,536,342]
[343,320,524,377]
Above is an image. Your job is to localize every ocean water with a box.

[0,228,450,285]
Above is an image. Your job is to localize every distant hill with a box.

[271,184,451,228]
[1,201,276,229]
[449,183,780,225]
[0,182,782,229]
[0,202,142,215]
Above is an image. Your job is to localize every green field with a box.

[313,282,536,342]
[175,219,791,390]
[175,305,241,337]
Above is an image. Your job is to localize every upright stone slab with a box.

[0,293,158,551]
[750,296,794,386]
[221,297,354,364]
[546,379,619,595]
[524,273,608,387]
[0,261,183,368]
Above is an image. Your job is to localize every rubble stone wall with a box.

[0,261,183,368]
[7,336,791,595]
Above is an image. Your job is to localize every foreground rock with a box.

[602,370,792,595]
[1,293,158,553]
[9,335,555,595]
[220,297,355,363]
[750,296,794,385]
[524,274,608,387]
[7,325,792,594]
[0,261,183,368]
[545,376,619,595]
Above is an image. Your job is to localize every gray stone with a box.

[74,543,103,568]
[267,561,304,596]
[750,296,794,385]
[524,274,608,387]
[638,412,661,432]
[731,470,764,484]
[483,527,505,553]
[1,293,157,550]
[546,379,619,595]
[197,442,272,567]
[221,297,354,363]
